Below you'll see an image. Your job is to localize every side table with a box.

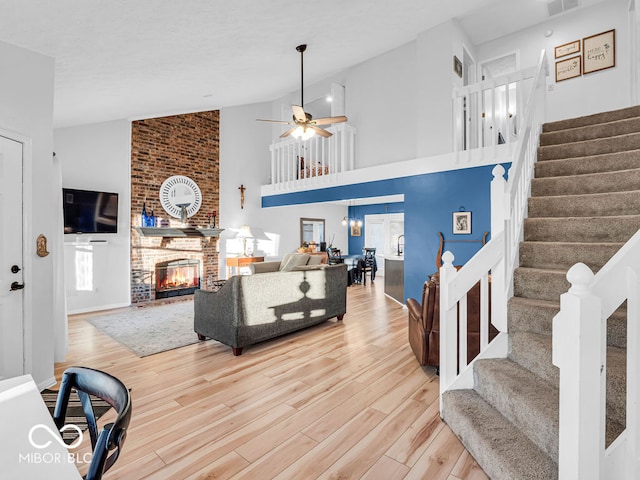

[226,256,264,277]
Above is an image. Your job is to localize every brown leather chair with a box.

[407,272,497,368]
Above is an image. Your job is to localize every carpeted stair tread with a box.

[519,241,622,272]
[524,215,640,243]
[535,149,640,178]
[540,115,640,146]
[542,105,640,133]
[531,168,640,197]
[528,190,640,218]
[508,297,626,348]
[474,358,559,462]
[514,267,568,302]
[442,389,558,480]
[509,332,558,386]
[510,332,627,427]
[537,132,640,161]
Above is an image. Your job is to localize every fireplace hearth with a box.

[155,259,200,299]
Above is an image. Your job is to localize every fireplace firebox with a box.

[155,259,200,299]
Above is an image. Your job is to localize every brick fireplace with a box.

[130,110,220,304]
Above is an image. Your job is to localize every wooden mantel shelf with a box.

[134,227,224,238]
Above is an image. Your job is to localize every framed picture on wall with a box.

[583,29,615,74]
[453,211,471,234]
[554,40,580,59]
[350,224,361,237]
[555,55,582,82]
[453,55,463,78]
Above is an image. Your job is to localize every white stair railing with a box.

[439,50,548,397]
[269,123,356,189]
[553,232,640,480]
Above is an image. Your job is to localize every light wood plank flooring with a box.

[55,282,488,480]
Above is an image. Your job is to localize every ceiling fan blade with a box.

[256,119,294,125]
[280,126,299,138]
[292,105,307,123]
[311,116,348,126]
[309,125,332,138]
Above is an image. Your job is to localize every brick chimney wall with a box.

[130,110,220,304]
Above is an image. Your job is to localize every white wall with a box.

[0,40,56,387]
[54,120,132,313]
[416,19,476,157]
[220,102,348,274]
[476,0,631,122]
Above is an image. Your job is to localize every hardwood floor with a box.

[55,282,489,480]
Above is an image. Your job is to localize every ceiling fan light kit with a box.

[257,44,348,140]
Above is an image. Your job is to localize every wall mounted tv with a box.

[63,188,119,234]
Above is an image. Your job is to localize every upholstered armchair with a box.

[407,272,497,368]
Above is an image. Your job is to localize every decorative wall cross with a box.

[239,184,246,209]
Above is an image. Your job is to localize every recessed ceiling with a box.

[0,0,604,128]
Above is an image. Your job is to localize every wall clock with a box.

[159,175,202,219]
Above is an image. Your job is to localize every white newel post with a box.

[552,263,603,480]
[490,164,508,332]
[439,251,458,412]
[626,266,640,480]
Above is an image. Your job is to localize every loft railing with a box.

[552,238,640,479]
[268,123,356,189]
[453,65,537,152]
[439,50,548,396]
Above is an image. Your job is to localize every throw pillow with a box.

[280,253,310,271]
[307,255,324,266]
[279,253,294,271]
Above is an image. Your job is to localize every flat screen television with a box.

[63,188,119,234]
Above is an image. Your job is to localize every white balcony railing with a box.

[269,123,356,189]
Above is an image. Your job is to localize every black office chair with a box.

[361,247,377,284]
[54,367,132,480]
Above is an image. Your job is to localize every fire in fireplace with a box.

[155,259,200,299]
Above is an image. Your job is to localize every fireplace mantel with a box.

[134,227,224,238]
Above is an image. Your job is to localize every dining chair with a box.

[361,247,377,285]
[53,366,132,480]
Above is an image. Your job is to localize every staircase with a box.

[442,105,640,479]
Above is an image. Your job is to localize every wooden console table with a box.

[226,256,264,277]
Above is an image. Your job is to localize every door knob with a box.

[10,281,24,291]
[11,265,21,274]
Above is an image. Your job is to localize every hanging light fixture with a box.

[291,125,315,140]
[341,216,347,226]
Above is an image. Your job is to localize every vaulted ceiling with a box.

[0,0,605,127]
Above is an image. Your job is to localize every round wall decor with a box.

[159,175,202,219]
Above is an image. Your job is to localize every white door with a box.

[0,135,24,379]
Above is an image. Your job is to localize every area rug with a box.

[87,300,199,357]
[41,389,111,445]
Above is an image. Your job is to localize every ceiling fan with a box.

[257,44,348,140]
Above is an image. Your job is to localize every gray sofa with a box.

[194,262,348,355]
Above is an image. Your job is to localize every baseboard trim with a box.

[68,302,131,315]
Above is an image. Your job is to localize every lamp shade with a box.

[236,225,255,239]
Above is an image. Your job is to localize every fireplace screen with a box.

[155,259,200,298]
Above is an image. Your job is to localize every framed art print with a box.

[555,39,580,59]
[555,55,582,82]
[453,211,471,234]
[583,29,615,74]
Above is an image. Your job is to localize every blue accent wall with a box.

[263,164,499,302]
